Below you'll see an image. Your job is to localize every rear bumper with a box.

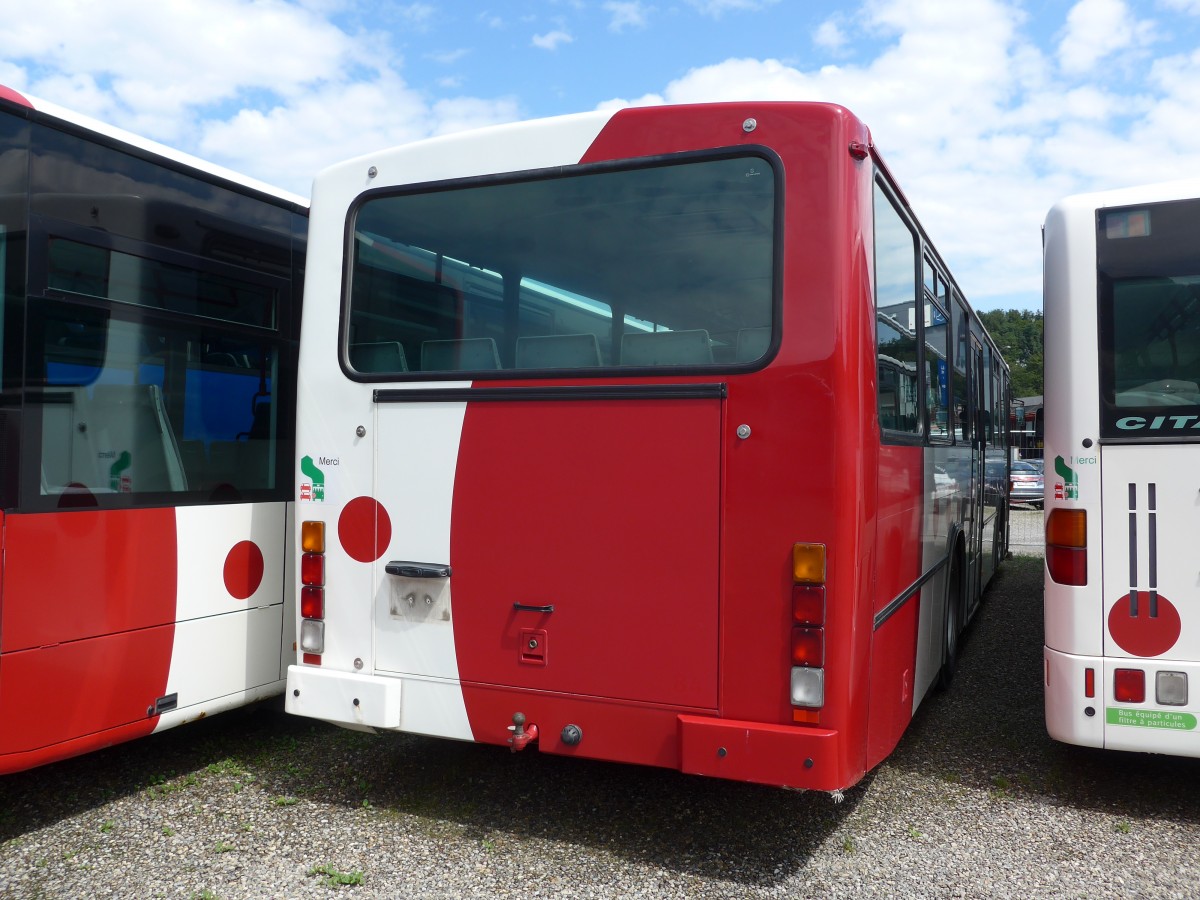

[1045,647,1200,756]
[286,665,856,789]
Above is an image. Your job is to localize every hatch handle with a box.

[512,602,555,613]
[385,561,452,579]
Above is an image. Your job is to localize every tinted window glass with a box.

[1098,198,1200,440]
[874,180,920,436]
[347,153,777,375]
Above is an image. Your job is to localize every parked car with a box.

[1008,459,1044,506]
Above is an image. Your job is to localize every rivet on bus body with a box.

[717,747,727,757]
[1082,438,1093,448]
[356,425,366,438]
[353,698,360,707]
[1084,706,1095,717]
[424,594,433,606]
[293,689,300,697]
[742,118,756,133]
[367,166,378,178]
[737,424,752,439]
[804,758,814,769]
[406,593,416,607]
[354,658,364,670]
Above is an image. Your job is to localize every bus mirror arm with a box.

[384,561,452,578]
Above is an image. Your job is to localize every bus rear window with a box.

[345,153,777,376]
[1098,198,1200,440]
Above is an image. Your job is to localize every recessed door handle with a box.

[385,561,452,578]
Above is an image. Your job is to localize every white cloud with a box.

[597,0,1199,310]
[395,3,436,30]
[1057,0,1151,75]
[429,48,471,65]
[532,29,574,50]
[1160,0,1200,13]
[604,1,651,32]
[685,0,779,17]
[0,0,523,196]
[814,19,848,52]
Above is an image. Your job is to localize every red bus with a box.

[286,102,1010,790]
[0,87,307,773]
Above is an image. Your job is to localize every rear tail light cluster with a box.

[1112,668,1188,706]
[790,542,826,723]
[1046,508,1087,585]
[300,520,326,664]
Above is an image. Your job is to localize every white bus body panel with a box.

[286,111,616,738]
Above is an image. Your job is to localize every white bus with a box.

[1044,178,1200,755]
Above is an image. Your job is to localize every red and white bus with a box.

[1044,179,1200,756]
[0,86,307,773]
[286,102,1011,790]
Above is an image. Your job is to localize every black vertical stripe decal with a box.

[1148,482,1159,618]
[1128,483,1138,617]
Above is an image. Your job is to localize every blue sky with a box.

[4,0,1200,312]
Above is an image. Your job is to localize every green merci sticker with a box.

[1106,708,1198,730]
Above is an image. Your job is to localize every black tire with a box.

[937,549,963,691]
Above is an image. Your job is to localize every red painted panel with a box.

[1,509,177,652]
[864,593,920,770]
[0,624,172,762]
[461,683,687,769]
[874,445,924,613]
[0,85,32,109]
[450,396,721,709]
[678,714,849,791]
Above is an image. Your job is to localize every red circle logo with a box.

[338,496,393,563]
[224,540,265,600]
[1108,595,1181,658]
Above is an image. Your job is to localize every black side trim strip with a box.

[374,383,727,404]
[873,555,949,631]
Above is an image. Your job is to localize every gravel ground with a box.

[4,548,1200,899]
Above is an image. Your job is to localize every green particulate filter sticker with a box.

[1106,708,1197,730]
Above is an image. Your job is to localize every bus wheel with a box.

[938,549,963,691]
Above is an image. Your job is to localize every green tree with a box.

[979,309,1043,398]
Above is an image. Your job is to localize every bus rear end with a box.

[1044,181,1200,755]
[286,103,896,790]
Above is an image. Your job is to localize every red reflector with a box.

[301,552,325,587]
[792,585,825,626]
[1114,668,1145,703]
[302,653,322,666]
[1085,667,1095,698]
[1046,545,1087,586]
[301,586,324,619]
[791,626,824,667]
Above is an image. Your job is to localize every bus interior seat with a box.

[735,326,772,362]
[621,329,714,366]
[350,341,408,373]
[421,338,501,371]
[516,333,602,368]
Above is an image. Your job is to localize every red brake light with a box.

[301,552,325,586]
[791,627,824,667]
[301,586,324,620]
[1114,668,1145,703]
[792,585,825,626]
[1046,545,1087,586]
